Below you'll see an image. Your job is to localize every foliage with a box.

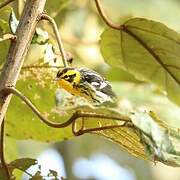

[100,18,180,105]
[0,0,180,179]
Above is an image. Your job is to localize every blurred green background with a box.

[4,0,180,179]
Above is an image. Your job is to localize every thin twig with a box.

[3,87,75,128]
[2,87,131,131]
[0,118,10,179]
[39,13,68,67]
[0,34,16,42]
[0,0,14,9]
[94,0,122,30]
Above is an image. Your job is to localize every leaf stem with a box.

[39,13,68,67]
[94,0,122,30]
[0,0,14,9]
[3,87,74,128]
[2,87,131,133]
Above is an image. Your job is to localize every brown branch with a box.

[0,0,47,131]
[0,118,10,179]
[94,0,122,30]
[0,0,14,9]
[39,13,68,67]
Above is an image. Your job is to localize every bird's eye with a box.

[62,75,68,79]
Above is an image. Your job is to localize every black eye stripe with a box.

[56,68,75,78]
[63,74,76,82]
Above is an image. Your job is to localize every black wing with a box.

[79,68,116,98]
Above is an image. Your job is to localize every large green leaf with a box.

[6,71,73,142]
[4,67,180,166]
[100,18,180,105]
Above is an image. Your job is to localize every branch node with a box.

[0,34,17,43]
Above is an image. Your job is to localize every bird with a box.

[56,67,116,104]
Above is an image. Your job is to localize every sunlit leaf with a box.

[8,157,60,179]
[6,70,73,142]
[130,111,180,166]
[5,137,18,162]
[4,68,180,166]
[0,6,11,24]
[0,158,37,179]
[10,158,37,172]
[100,18,180,105]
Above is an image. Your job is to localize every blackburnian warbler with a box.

[56,67,116,104]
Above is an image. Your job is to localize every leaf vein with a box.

[122,28,180,86]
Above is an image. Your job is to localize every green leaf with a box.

[100,18,180,105]
[10,158,37,172]
[6,70,73,142]
[5,137,18,162]
[130,111,180,166]
[5,68,180,166]
[0,6,11,24]
[0,19,9,36]
[0,158,37,179]
[9,158,59,179]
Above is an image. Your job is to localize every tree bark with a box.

[0,0,47,127]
